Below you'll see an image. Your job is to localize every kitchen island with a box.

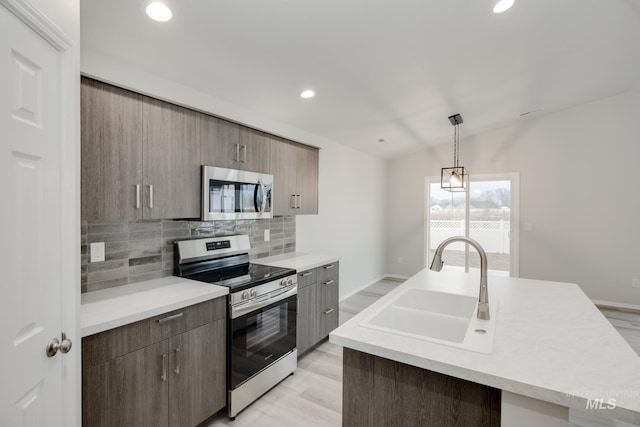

[330,269,640,426]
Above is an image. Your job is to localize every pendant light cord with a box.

[453,124,459,168]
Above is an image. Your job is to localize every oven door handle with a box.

[230,285,297,319]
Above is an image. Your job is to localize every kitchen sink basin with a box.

[360,288,498,354]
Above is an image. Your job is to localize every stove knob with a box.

[287,278,294,286]
[241,291,249,300]
[250,289,257,298]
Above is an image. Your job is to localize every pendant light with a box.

[441,113,468,192]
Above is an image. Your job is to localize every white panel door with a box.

[0,4,74,426]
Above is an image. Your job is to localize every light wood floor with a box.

[205,278,640,427]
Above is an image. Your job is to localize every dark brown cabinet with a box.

[82,298,226,427]
[270,137,319,216]
[200,114,271,173]
[81,77,143,221]
[296,262,339,355]
[142,97,201,219]
[82,77,318,221]
[81,77,202,220]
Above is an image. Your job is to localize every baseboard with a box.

[592,299,640,313]
[384,274,410,282]
[339,274,408,302]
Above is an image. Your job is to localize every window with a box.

[425,173,519,277]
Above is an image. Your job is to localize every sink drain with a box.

[474,329,486,334]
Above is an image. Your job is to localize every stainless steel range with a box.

[174,235,297,420]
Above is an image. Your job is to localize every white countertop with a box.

[255,252,341,272]
[81,276,228,337]
[330,268,640,424]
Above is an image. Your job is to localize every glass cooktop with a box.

[184,263,295,293]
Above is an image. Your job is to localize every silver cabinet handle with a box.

[323,280,335,286]
[161,353,167,381]
[290,194,296,209]
[135,184,141,209]
[157,312,183,324]
[297,194,301,209]
[45,332,72,358]
[324,264,335,270]
[241,145,247,163]
[323,308,334,315]
[174,348,180,375]
[148,184,153,208]
[300,271,312,277]
[235,143,240,162]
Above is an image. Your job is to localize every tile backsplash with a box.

[80,217,295,293]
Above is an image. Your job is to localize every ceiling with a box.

[81,0,640,159]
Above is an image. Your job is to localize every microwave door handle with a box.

[261,182,268,214]
[254,179,263,214]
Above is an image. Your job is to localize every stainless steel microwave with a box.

[202,166,273,220]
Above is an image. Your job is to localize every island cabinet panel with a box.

[81,77,143,221]
[82,298,226,427]
[296,262,339,356]
[342,348,501,427]
[143,97,201,219]
[270,137,319,216]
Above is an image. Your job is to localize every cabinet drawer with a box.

[297,269,316,288]
[83,297,226,369]
[318,262,338,283]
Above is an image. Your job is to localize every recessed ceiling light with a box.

[146,2,172,22]
[300,90,315,99]
[493,0,514,13]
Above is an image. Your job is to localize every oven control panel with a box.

[206,240,231,251]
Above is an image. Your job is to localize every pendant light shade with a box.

[441,114,468,192]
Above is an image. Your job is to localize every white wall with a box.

[81,51,388,298]
[387,91,640,307]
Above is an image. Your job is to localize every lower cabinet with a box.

[82,298,226,427]
[297,262,339,356]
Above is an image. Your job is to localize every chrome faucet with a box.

[430,237,490,320]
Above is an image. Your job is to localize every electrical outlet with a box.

[90,242,105,263]
[632,278,640,288]
[264,229,270,242]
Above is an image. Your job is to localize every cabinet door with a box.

[83,341,169,427]
[296,145,319,215]
[81,77,143,221]
[317,266,339,339]
[200,113,239,169]
[296,283,318,355]
[143,97,201,219]
[237,127,271,172]
[168,320,226,427]
[270,137,298,216]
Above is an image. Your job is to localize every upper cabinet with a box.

[142,97,201,219]
[200,114,271,173]
[82,77,318,221]
[270,137,319,216]
[81,78,201,220]
[81,77,143,221]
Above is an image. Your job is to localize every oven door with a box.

[229,293,297,390]
[202,166,272,220]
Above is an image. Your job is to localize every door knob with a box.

[46,332,72,357]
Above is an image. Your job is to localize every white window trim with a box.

[424,172,520,278]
